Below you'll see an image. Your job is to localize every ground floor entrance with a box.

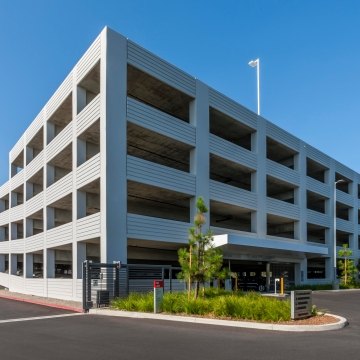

[226,260,295,292]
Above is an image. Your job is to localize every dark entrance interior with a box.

[228,261,295,292]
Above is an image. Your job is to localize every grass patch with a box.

[111,289,291,322]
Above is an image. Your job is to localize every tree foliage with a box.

[178,197,224,299]
[337,244,357,285]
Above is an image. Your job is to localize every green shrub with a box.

[112,291,292,322]
[111,292,153,312]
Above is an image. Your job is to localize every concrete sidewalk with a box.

[0,289,83,312]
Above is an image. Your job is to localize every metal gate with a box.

[83,261,185,311]
[83,261,120,311]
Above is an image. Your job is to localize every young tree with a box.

[337,244,357,285]
[178,197,224,299]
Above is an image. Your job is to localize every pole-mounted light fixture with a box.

[248,58,260,116]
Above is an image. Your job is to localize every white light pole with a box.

[333,179,345,289]
[248,58,260,116]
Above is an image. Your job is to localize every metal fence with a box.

[82,261,185,311]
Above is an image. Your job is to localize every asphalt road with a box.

[0,298,75,320]
[0,291,359,360]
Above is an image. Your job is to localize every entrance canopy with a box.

[213,233,328,262]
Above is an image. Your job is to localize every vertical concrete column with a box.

[46,122,55,144]
[325,257,332,282]
[76,242,87,279]
[301,258,307,283]
[26,218,33,237]
[0,227,5,241]
[11,192,17,208]
[77,191,87,219]
[26,182,34,201]
[297,143,307,242]
[11,223,17,240]
[254,118,267,237]
[329,160,336,282]
[46,249,55,278]
[47,207,55,230]
[77,138,87,166]
[100,28,128,263]
[265,262,271,291]
[72,70,80,295]
[26,146,34,165]
[0,254,5,272]
[0,199,5,212]
[26,253,34,278]
[77,86,87,114]
[10,254,18,275]
[46,164,55,187]
[189,80,210,225]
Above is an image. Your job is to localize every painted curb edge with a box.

[89,309,348,332]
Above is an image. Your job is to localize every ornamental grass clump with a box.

[111,290,291,322]
[111,292,153,312]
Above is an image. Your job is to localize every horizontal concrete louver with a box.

[76,153,100,189]
[25,233,44,253]
[209,88,257,130]
[25,110,44,144]
[127,41,196,97]
[76,35,101,83]
[127,97,196,146]
[46,222,73,248]
[76,95,100,136]
[76,213,101,241]
[127,155,196,195]
[45,73,73,121]
[266,159,300,185]
[209,134,257,169]
[127,213,190,243]
[266,197,300,219]
[266,122,300,151]
[209,180,257,210]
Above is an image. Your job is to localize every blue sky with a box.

[0,0,359,184]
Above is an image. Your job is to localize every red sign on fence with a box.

[154,280,164,289]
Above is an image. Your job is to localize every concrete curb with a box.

[89,309,347,332]
[0,293,84,313]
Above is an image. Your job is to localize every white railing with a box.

[25,278,45,297]
[76,212,101,241]
[46,73,73,120]
[46,172,73,205]
[10,170,25,190]
[76,153,100,189]
[10,239,25,253]
[26,150,44,181]
[46,222,73,248]
[76,94,100,136]
[46,122,73,162]
[25,233,45,253]
[0,209,10,226]
[25,192,44,217]
[76,35,101,82]
[10,203,25,222]
[47,279,74,300]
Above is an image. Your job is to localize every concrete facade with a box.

[0,27,359,300]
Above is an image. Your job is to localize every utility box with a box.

[291,290,312,320]
[96,290,110,307]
